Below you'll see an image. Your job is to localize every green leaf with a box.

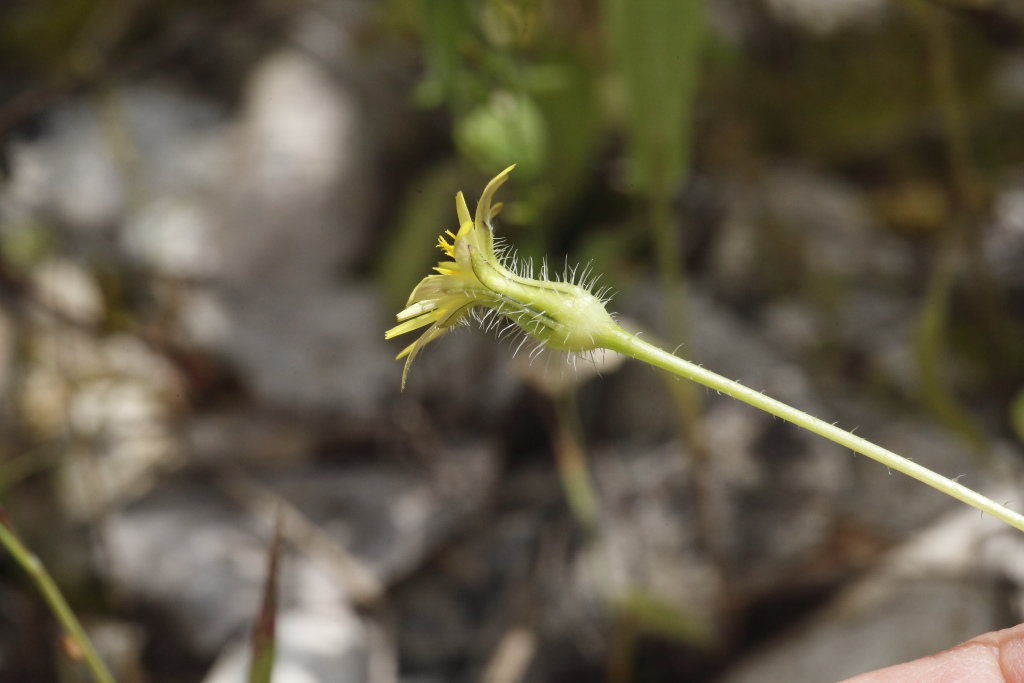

[248,513,284,683]
[416,0,471,108]
[530,62,603,225]
[455,91,548,179]
[603,0,705,199]
[617,587,715,647]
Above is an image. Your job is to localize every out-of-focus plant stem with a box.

[0,509,116,683]
[910,0,995,451]
[551,390,600,531]
[0,444,61,495]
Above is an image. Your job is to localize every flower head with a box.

[386,165,618,388]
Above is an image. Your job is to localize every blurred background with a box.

[1,0,1024,681]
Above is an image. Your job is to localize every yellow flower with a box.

[386,165,618,388]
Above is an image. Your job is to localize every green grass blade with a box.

[248,511,284,683]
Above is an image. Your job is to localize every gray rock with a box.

[762,0,887,35]
[202,608,369,683]
[2,84,228,236]
[182,284,397,416]
[185,411,316,469]
[719,577,1009,683]
[28,258,105,325]
[170,41,417,415]
[398,578,477,668]
[571,443,723,629]
[718,498,1024,683]
[105,480,267,654]
[103,443,499,655]
[19,325,186,521]
[214,48,374,289]
[122,196,221,278]
[763,167,914,287]
[6,102,125,232]
[707,170,914,303]
[984,178,1024,289]
[834,288,919,399]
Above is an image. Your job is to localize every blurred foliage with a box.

[603,0,705,201]
[1013,388,1024,446]
[456,90,548,179]
[385,0,1023,271]
[376,160,468,307]
[0,220,57,274]
[382,0,608,266]
[383,0,1024,404]
[0,0,290,133]
[617,587,716,647]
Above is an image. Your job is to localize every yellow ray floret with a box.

[385,165,617,389]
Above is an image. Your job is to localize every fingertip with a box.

[973,623,1024,682]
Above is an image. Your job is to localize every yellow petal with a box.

[455,192,473,238]
[395,338,419,360]
[475,164,516,232]
[397,321,452,389]
[385,313,437,339]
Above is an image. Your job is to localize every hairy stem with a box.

[598,326,1024,534]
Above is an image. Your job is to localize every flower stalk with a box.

[386,167,1024,535]
[597,329,1024,533]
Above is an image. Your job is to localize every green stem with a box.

[551,390,600,529]
[598,326,1024,534]
[0,516,116,683]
